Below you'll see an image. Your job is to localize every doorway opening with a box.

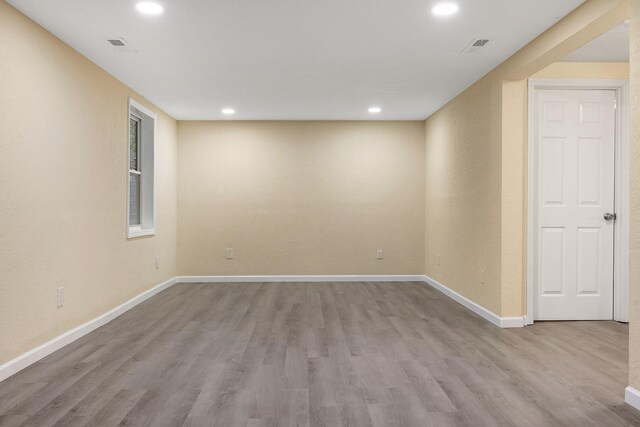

[525,23,630,324]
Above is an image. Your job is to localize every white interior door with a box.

[534,89,616,321]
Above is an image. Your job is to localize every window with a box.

[127,99,156,238]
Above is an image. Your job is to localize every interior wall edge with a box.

[626,387,640,412]
[627,0,640,390]
[176,120,426,277]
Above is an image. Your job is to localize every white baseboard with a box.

[626,386,640,411]
[0,276,177,383]
[524,313,535,326]
[423,275,525,329]
[177,274,524,328]
[178,274,524,328]
[175,275,426,283]
[499,316,526,328]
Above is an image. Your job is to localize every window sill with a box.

[127,228,156,239]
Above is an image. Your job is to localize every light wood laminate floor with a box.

[0,281,638,426]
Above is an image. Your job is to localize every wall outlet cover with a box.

[57,287,64,308]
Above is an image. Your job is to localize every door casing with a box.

[526,79,630,325]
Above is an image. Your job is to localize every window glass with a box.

[129,173,141,226]
[129,117,139,171]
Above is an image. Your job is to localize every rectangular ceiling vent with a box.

[461,38,491,54]
[108,39,126,47]
[105,38,137,53]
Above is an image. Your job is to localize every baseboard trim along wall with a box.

[423,275,526,329]
[175,275,427,283]
[626,387,640,411]
[179,275,525,328]
[0,273,524,383]
[0,276,177,383]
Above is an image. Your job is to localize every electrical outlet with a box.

[226,247,234,260]
[437,254,441,267]
[155,255,160,270]
[376,249,384,260]
[57,287,64,308]
[481,270,485,285]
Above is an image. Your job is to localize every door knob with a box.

[604,212,617,221]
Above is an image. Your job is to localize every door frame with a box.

[526,79,630,325]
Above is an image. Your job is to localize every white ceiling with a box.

[562,22,629,63]
[8,0,585,120]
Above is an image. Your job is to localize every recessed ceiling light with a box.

[222,108,236,115]
[136,2,164,15]
[368,107,382,114]
[432,2,459,16]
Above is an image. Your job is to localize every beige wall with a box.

[500,79,528,317]
[424,0,629,317]
[0,2,178,365]
[424,76,503,314]
[532,61,630,79]
[178,121,425,276]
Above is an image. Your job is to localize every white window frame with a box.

[127,98,157,238]
[129,114,142,226]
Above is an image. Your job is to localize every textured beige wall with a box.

[425,76,503,314]
[425,0,629,317]
[500,79,528,317]
[629,0,640,390]
[532,61,630,79]
[178,121,425,276]
[0,2,177,365]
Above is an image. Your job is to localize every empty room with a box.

[2,0,640,425]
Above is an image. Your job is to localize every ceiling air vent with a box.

[105,38,137,53]
[108,39,126,47]
[461,38,491,54]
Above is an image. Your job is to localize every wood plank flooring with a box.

[0,281,639,426]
